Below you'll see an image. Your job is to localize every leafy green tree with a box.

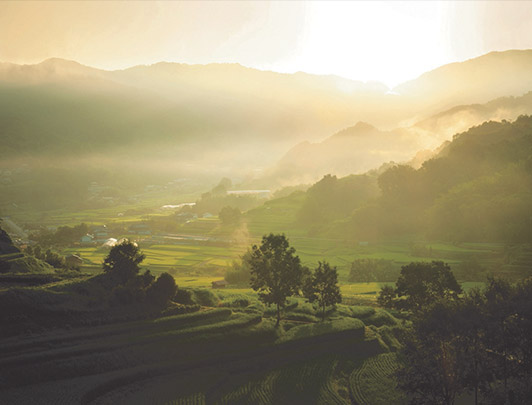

[147,272,177,306]
[397,300,467,405]
[377,285,396,308]
[396,278,532,404]
[225,250,252,285]
[249,233,303,326]
[219,206,242,226]
[103,240,145,285]
[44,248,65,269]
[394,261,462,311]
[303,261,342,320]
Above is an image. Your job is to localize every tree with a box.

[44,248,65,269]
[219,206,242,226]
[303,261,342,320]
[147,272,177,306]
[103,240,145,284]
[394,261,462,311]
[397,300,466,405]
[225,250,252,285]
[249,234,303,326]
[377,285,396,308]
[396,278,532,404]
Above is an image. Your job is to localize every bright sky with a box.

[1,1,532,87]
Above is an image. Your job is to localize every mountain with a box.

[259,122,427,187]
[2,52,532,210]
[251,115,532,247]
[259,87,532,188]
[394,50,532,116]
[0,58,405,185]
[412,90,532,141]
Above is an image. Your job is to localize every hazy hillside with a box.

[253,115,532,244]
[412,90,532,141]
[3,52,532,210]
[4,50,532,170]
[394,50,532,117]
[260,122,426,187]
[0,58,396,160]
[259,89,532,188]
[339,116,532,242]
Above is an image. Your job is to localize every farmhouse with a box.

[212,280,229,289]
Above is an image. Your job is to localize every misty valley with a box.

[1,32,532,405]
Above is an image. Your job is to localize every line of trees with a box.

[102,240,177,307]
[380,262,532,404]
[247,233,342,326]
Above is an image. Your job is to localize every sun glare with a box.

[294,1,448,87]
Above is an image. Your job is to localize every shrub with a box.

[174,288,194,305]
[350,306,376,318]
[363,309,398,327]
[103,241,145,285]
[219,294,251,308]
[190,288,220,307]
[147,272,177,307]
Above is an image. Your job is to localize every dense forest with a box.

[285,115,532,243]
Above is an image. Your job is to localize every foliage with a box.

[26,245,67,269]
[380,261,462,311]
[218,206,242,226]
[396,277,532,404]
[249,233,303,326]
[303,261,342,320]
[188,288,220,307]
[297,173,378,229]
[102,240,145,285]
[225,250,252,285]
[111,270,155,305]
[377,285,397,309]
[174,288,194,305]
[5,255,54,274]
[146,272,177,306]
[31,223,89,247]
[338,116,532,242]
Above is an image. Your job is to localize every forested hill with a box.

[266,115,532,243]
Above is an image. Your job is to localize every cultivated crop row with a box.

[350,353,403,405]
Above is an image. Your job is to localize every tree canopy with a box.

[397,277,532,404]
[303,261,342,320]
[248,233,303,326]
[379,261,462,311]
[103,240,145,284]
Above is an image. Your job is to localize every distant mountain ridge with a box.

[394,49,532,114]
[2,50,532,188]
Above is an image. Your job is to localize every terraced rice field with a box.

[169,356,350,405]
[350,353,405,405]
